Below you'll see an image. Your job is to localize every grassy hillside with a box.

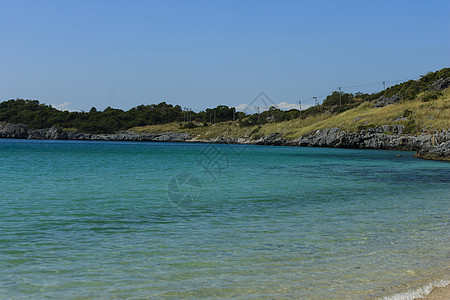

[131,87,450,140]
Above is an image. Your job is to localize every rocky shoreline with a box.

[0,123,190,142]
[1,123,448,161]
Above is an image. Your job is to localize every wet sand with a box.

[415,284,450,300]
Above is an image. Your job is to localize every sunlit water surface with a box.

[0,139,448,299]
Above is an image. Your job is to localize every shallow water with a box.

[0,139,448,299]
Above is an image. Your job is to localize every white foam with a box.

[381,279,450,300]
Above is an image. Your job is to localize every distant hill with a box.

[132,69,450,140]
[1,68,449,136]
[1,69,449,160]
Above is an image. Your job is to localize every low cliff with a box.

[0,123,189,142]
[293,127,449,161]
[190,126,449,161]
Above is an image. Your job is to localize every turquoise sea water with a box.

[0,139,449,299]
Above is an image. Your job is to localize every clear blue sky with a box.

[1,0,449,111]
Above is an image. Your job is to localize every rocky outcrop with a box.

[83,131,190,142]
[293,126,449,161]
[0,123,448,161]
[432,77,450,91]
[189,132,287,146]
[255,132,286,146]
[373,94,402,108]
[372,77,450,108]
[27,127,60,140]
[188,126,448,160]
[414,140,450,161]
[0,123,29,138]
[0,123,190,142]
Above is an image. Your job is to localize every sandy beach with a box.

[416,284,450,300]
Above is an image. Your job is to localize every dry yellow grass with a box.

[131,88,449,140]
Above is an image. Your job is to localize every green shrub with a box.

[357,124,376,131]
[403,109,413,117]
[180,122,197,129]
[422,90,443,102]
[250,126,261,135]
[403,120,417,134]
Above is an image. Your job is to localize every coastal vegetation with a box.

[133,69,450,140]
[131,87,449,140]
[0,68,449,137]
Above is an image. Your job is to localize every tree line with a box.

[0,99,305,133]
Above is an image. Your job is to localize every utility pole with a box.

[298,100,301,111]
[339,87,342,106]
[313,97,318,106]
[383,81,386,90]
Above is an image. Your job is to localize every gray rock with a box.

[0,123,191,143]
[293,127,449,160]
[432,77,450,91]
[394,117,408,121]
[373,94,402,108]
[0,123,29,138]
[392,125,404,135]
[256,132,285,145]
[415,140,450,161]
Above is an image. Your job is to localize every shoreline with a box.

[382,279,450,300]
[1,123,449,161]
[419,285,450,300]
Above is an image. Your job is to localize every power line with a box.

[340,76,420,90]
[341,81,383,89]
[239,75,422,111]
[385,76,420,84]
